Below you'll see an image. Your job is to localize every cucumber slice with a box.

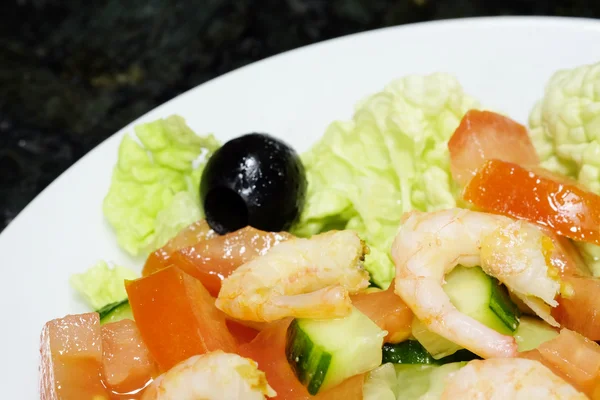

[363,363,397,400]
[382,340,479,365]
[286,307,386,395]
[514,316,559,352]
[444,265,520,335]
[395,362,467,400]
[97,299,133,325]
[412,265,520,358]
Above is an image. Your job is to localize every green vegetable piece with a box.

[382,340,479,365]
[97,299,134,325]
[103,115,220,256]
[70,261,138,310]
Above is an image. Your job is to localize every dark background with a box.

[1,0,598,231]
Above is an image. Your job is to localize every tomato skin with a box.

[520,329,600,398]
[351,282,412,343]
[464,159,600,245]
[39,312,109,400]
[552,276,600,340]
[143,220,215,276]
[145,225,291,297]
[239,318,311,400]
[101,319,158,395]
[448,110,539,186]
[125,266,237,371]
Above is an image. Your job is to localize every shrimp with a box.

[141,351,276,400]
[440,358,587,399]
[392,208,562,359]
[216,230,370,322]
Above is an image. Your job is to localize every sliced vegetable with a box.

[103,115,220,256]
[143,219,215,275]
[444,265,520,335]
[463,159,600,245]
[412,265,520,359]
[97,299,133,325]
[239,318,312,400]
[314,374,365,400]
[70,261,138,310]
[169,226,292,296]
[448,109,539,186]
[226,319,260,346]
[201,133,307,234]
[351,279,413,343]
[286,307,386,395]
[520,328,600,398]
[514,316,559,352]
[101,319,157,394]
[552,276,600,341]
[125,266,237,371]
[39,312,109,399]
[395,362,467,400]
[382,340,479,365]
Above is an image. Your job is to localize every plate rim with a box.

[3,15,600,238]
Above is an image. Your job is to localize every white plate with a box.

[2,16,600,397]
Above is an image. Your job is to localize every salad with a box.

[39,62,600,400]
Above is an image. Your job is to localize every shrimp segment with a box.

[441,358,587,399]
[216,230,370,322]
[141,351,276,400]
[392,208,561,359]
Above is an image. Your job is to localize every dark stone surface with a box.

[1,0,598,230]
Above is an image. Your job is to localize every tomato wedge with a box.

[39,312,109,399]
[464,159,600,245]
[143,220,216,276]
[448,110,539,186]
[126,266,237,371]
[520,329,600,398]
[101,319,158,395]
[552,276,600,340]
[169,226,292,296]
[351,282,413,343]
[239,318,311,399]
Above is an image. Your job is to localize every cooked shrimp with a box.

[392,208,561,358]
[141,351,276,400]
[440,358,587,399]
[216,230,370,322]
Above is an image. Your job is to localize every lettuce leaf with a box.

[293,73,479,288]
[103,115,220,256]
[70,261,138,309]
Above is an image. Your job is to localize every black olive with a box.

[200,133,307,235]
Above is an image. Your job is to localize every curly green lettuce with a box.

[70,261,138,309]
[529,61,600,276]
[293,73,479,288]
[103,115,220,256]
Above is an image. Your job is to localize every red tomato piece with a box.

[39,312,109,399]
[448,110,539,186]
[552,276,600,341]
[463,159,600,245]
[239,318,312,400]
[125,266,237,371]
[226,319,260,346]
[101,319,158,395]
[169,226,292,296]
[520,329,600,398]
[351,282,413,343]
[143,220,216,276]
